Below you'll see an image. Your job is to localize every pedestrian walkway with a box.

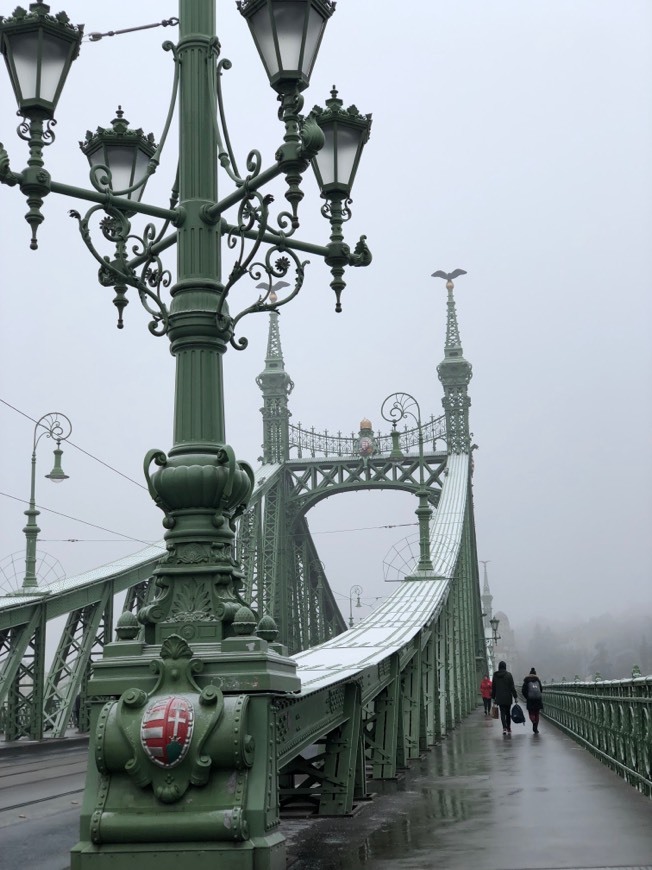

[285,708,652,869]
[3,710,652,869]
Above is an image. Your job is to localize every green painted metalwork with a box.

[0,7,492,861]
[257,309,294,465]
[381,392,433,577]
[17,411,73,594]
[42,582,113,737]
[435,274,473,454]
[0,0,378,863]
[0,548,162,742]
[542,677,652,796]
[0,607,45,739]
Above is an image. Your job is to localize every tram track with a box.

[0,743,88,822]
[0,786,84,815]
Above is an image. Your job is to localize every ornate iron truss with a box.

[285,452,447,510]
[0,558,157,739]
[288,415,446,459]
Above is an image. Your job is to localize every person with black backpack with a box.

[522,667,544,734]
[491,660,518,736]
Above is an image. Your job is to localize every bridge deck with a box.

[285,708,652,870]
[3,710,652,869]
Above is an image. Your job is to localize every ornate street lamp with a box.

[19,411,72,595]
[0,2,372,865]
[348,583,362,628]
[237,0,334,94]
[381,392,434,577]
[307,86,372,311]
[79,106,157,204]
[308,86,371,199]
[490,616,501,644]
[0,2,83,248]
[0,1,82,119]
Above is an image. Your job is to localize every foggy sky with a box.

[1,1,650,631]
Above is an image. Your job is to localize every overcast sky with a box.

[1,1,650,635]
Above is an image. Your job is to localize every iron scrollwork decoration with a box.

[381,392,422,433]
[0,6,372,333]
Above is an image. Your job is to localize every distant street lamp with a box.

[349,583,362,627]
[489,616,501,645]
[381,391,433,575]
[20,411,72,594]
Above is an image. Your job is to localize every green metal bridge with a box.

[2,285,652,868]
[0,280,488,864]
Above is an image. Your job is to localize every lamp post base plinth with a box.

[71,634,299,870]
[71,833,287,870]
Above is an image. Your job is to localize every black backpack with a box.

[510,703,525,724]
[528,681,542,702]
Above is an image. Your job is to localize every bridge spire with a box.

[480,560,493,622]
[432,270,473,453]
[256,304,294,463]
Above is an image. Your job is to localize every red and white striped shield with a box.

[140,695,194,768]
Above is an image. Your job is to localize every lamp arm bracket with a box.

[349,234,372,268]
[149,39,182,172]
[220,189,273,308]
[213,55,264,187]
[69,205,170,334]
[131,222,172,336]
[69,204,128,277]
[128,227,178,271]
[221,219,328,258]
[204,161,284,223]
[33,412,73,450]
[381,392,421,431]
[0,143,20,187]
[298,115,325,162]
[50,179,181,224]
[229,246,307,352]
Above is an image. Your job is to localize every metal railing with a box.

[288,415,447,459]
[543,675,652,796]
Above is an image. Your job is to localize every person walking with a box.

[522,666,543,734]
[480,673,493,716]
[492,660,518,736]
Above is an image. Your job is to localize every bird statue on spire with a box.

[431,269,467,290]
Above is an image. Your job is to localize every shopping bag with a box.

[491,705,499,719]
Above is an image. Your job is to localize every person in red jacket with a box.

[480,673,493,715]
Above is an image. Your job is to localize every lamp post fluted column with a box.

[20,411,72,594]
[381,392,434,578]
[138,3,254,649]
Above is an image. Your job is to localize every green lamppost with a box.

[0,2,371,867]
[490,616,501,646]
[348,583,362,628]
[486,616,500,668]
[20,411,72,595]
[381,392,434,577]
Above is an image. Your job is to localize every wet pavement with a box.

[284,709,652,870]
[2,711,652,869]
